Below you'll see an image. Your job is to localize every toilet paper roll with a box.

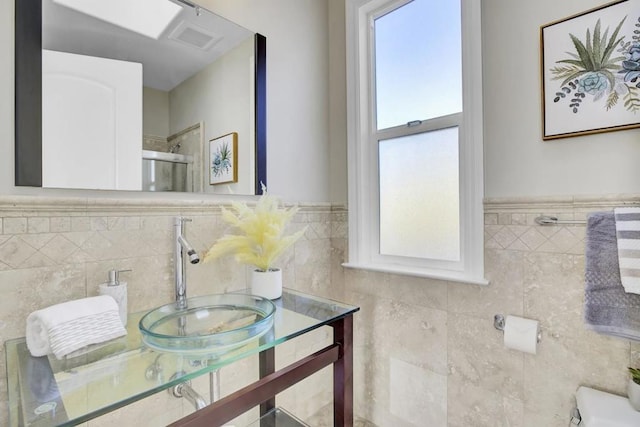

[504,315,539,354]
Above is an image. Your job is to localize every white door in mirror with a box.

[42,50,142,190]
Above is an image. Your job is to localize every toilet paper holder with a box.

[494,314,542,343]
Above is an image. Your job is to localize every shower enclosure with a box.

[142,150,194,192]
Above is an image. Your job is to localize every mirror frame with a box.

[15,0,267,194]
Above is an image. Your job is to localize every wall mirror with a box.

[15,0,266,195]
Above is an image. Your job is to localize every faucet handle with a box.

[174,217,193,226]
[108,269,132,286]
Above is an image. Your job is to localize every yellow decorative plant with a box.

[203,192,306,271]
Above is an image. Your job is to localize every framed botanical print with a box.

[209,132,238,185]
[541,0,640,139]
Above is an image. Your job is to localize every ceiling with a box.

[42,0,254,91]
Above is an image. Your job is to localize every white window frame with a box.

[344,0,487,285]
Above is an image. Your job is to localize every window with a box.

[345,0,486,285]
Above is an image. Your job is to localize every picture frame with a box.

[209,132,238,185]
[540,0,640,140]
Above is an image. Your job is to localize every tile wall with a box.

[0,196,342,426]
[2,195,639,426]
[338,195,640,427]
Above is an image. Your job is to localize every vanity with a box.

[5,289,359,426]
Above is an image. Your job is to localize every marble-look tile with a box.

[349,288,447,376]
[20,233,56,250]
[330,239,347,301]
[631,342,640,368]
[519,228,547,250]
[124,216,141,230]
[448,249,524,319]
[506,225,530,238]
[71,217,91,232]
[484,213,498,225]
[106,217,125,230]
[389,357,447,427]
[0,264,86,387]
[523,252,585,339]
[2,200,635,427]
[294,238,332,297]
[448,313,523,401]
[27,217,49,233]
[89,217,106,232]
[498,213,511,225]
[546,227,583,253]
[85,255,173,313]
[331,219,348,239]
[447,380,523,427]
[345,268,448,311]
[492,227,518,248]
[289,367,334,420]
[523,332,629,427]
[187,258,247,297]
[0,236,38,268]
[39,235,81,264]
[50,217,71,233]
[485,225,503,239]
[3,217,27,234]
[511,213,527,225]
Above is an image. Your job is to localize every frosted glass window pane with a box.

[374,0,461,130]
[379,127,460,261]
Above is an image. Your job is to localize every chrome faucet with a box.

[174,217,200,310]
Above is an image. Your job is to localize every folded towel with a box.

[614,207,640,294]
[584,211,640,341]
[26,296,127,359]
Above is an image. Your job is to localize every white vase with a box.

[250,268,282,300]
[628,379,640,411]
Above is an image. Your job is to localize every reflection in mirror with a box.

[15,0,266,195]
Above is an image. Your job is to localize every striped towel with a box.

[614,207,640,294]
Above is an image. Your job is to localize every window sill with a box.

[341,262,489,286]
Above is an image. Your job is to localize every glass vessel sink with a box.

[138,293,276,355]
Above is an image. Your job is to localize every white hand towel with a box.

[26,296,127,359]
[614,207,640,294]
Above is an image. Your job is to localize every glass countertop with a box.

[5,289,359,427]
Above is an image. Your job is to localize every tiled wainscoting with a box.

[340,195,640,427]
[0,196,344,426]
[2,195,640,427]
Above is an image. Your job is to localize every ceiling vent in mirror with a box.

[53,0,182,40]
[168,21,222,51]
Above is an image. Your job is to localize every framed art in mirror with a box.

[209,133,238,185]
[15,0,267,194]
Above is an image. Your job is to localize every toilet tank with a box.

[576,386,640,426]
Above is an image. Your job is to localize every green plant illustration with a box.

[211,142,232,177]
[549,16,640,113]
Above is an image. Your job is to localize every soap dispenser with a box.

[99,269,131,326]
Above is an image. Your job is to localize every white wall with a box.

[143,87,170,137]
[328,0,348,205]
[1,0,333,202]
[483,0,640,199]
[204,0,331,203]
[170,37,254,195]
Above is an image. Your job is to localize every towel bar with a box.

[534,216,586,226]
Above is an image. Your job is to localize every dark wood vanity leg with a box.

[259,346,276,416]
[334,315,354,427]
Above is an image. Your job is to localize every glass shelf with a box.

[5,289,359,427]
[247,407,309,427]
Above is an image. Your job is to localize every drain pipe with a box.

[210,370,220,403]
[173,381,208,411]
[169,372,207,411]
